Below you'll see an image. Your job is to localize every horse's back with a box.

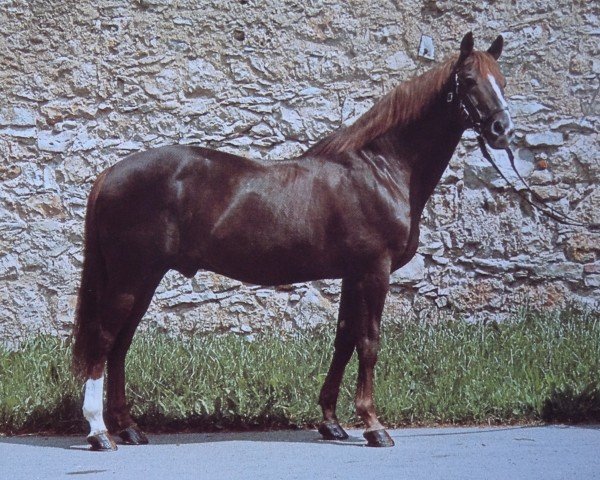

[99,145,258,192]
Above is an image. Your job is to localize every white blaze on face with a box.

[82,376,108,436]
[487,74,514,132]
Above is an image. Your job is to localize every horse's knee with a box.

[333,332,355,355]
[356,337,379,365]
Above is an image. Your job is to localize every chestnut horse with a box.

[72,32,513,450]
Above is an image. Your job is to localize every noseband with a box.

[447,71,600,232]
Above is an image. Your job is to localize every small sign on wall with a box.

[418,35,435,60]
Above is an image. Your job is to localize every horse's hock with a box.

[1,1,598,343]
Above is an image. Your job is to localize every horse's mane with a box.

[302,52,497,157]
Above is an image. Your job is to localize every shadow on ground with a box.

[0,429,358,451]
[3,424,598,452]
[542,386,600,423]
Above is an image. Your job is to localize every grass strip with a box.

[0,308,599,434]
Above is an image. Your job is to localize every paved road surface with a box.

[1,425,599,479]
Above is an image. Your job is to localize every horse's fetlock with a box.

[355,397,374,416]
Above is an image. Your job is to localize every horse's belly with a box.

[195,237,346,286]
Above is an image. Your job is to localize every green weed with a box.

[0,308,598,434]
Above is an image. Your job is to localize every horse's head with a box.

[453,32,514,149]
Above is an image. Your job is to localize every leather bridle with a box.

[448,72,600,232]
[447,72,509,135]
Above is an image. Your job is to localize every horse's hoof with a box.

[118,425,149,445]
[363,429,395,447]
[318,421,349,440]
[87,431,118,451]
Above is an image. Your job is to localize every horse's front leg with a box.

[354,261,395,447]
[318,278,359,440]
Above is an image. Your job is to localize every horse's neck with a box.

[370,95,465,211]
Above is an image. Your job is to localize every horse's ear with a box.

[487,35,503,60]
[457,32,474,64]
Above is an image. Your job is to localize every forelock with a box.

[470,51,504,82]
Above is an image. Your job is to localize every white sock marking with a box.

[83,376,108,436]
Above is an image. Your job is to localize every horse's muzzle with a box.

[483,109,514,149]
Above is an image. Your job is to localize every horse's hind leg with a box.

[81,286,138,451]
[83,372,115,451]
[105,276,163,445]
[81,267,163,451]
[318,278,358,441]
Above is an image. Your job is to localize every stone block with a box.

[525,132,564,147]
[385,51,416,70]
[511,99,550,116]
[37,130,76,153]
[584,262,600,274]
[0,107,37,127]
[565,234,599,263]
[390,254,425,285]
[584,275,600,288]
[1,127,37,139]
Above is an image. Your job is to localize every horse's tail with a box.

[72,170,109,380]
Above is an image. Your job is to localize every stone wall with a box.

[1,0,598,344]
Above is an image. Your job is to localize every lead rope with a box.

[475,135,600,232]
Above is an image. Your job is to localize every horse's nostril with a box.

[492,120,505,136]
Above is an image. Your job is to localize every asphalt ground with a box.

[1,425,599,480]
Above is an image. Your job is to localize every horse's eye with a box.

[464,77,477,87]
